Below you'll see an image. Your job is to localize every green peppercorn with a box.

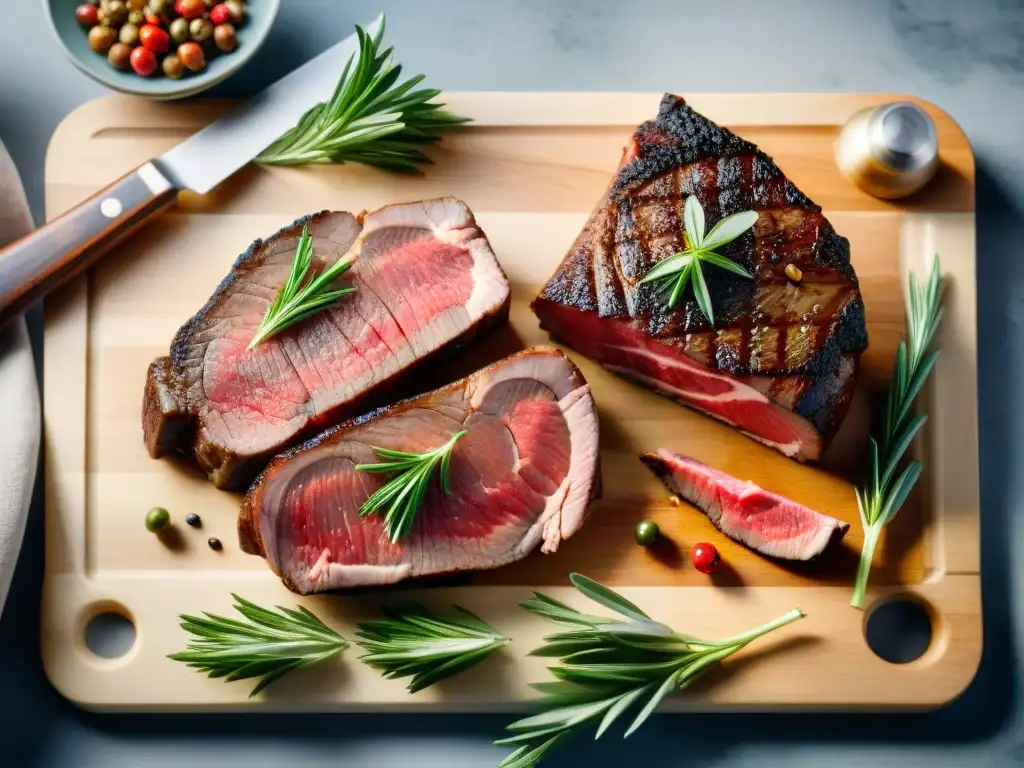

[107,42,132,70]
[162,53,185,79]
[145,506,171,533]
[169,17,190,43]
[119,22,140,46]
[224,0,244,25]
[128,0,147,10]
[128,9,144,24]
[189,17,213,43]
[88,25,117,53]
[634,519,660,547]
[103,0,128,26]
[213,23,236,52]
[148,0,170,14]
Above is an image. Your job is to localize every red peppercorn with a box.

[209,3,231,25]
[174,0,185,14]
[140,24,170,53]
[129,46,158,77]
[146,14,164,26]
[177,41,206,71]
[178,0,206,19]
[690,542,721,574]
[75,3,99,26]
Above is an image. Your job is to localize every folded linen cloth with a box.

[0,140,41,616]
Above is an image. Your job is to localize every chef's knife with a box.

[0,14,382,328]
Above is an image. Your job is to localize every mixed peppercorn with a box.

[76,0,245,79]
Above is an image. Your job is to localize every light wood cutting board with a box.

[42,93,979,710]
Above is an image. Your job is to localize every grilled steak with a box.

[641,450,849,560]
[532,94,868,461]
[143,198,510,490]
[239,348,600,595]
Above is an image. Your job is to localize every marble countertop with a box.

[2,1,1022,765]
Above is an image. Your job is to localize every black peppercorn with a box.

[208,537,223,551]
[185,513,201,528]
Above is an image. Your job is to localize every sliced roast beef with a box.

[641,450,849,560]
[143,198,510,490]
[532,94,868,461]
[239,348,600,595]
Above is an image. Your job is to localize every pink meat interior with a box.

[202,222,476,452]
[535,301,826,459]
[258,377,574,591]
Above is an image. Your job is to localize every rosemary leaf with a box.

[168,595,348,697]
[356,429,467,542]
[256,14,470,170]
[637,195,757,323]
[248,223,356,349]
[497,574,804,765]
[850,257,944,609]
[356,604,509,693]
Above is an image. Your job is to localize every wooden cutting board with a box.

[41,93,979,710]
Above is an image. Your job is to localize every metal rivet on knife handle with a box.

[0,165,179,328]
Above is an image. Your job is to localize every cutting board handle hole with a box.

[82,603,137,661]
[864,594,935,664]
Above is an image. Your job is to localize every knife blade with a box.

[0,14,382,328]
[160,14,381,194]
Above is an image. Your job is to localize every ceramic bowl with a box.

[45,0,279,100]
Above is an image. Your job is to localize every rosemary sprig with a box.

[256,14,470,171]
[356,429,467,543]
[248,223,356,349]
[638,195,757,324]
[356,604,510,693]
[497,574,804,767]
[851,257,944,609]
[168,594,348,697]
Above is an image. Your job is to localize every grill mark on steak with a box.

[143,198,511,490]
[239,348,601,595]
[532,95,868,461]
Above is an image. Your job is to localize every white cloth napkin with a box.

[0,140,41,616]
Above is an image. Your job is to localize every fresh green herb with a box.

[638,195,757,324]
[145,506,171,533]
[248,223,356,349]
[168,594,348,697]
[356,604,510,693]
[356,430,467,543]
[496,573,804,767]
[256,14,471,171]
[633,520,659,547]
[851,257,944,609]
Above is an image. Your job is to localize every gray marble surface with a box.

[2,0,1023,765]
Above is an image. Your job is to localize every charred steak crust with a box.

[238,347,602,595]
[532,94,869,460]
[143,199,511,491]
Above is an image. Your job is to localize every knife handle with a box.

[0,161,179,327]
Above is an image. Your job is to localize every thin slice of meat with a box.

[532,94,868,461]
[239,348,601,595]
[640,449,849,560]
[143,198,510,491]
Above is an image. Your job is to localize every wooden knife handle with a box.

[0,161,179,327]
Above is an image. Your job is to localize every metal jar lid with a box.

[867,102,938,173]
